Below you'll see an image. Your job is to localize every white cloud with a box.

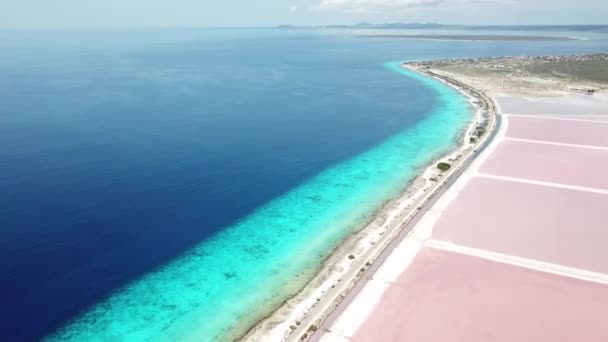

[318,0,441,12]
[317,0,516,13]
[289,5,298,12]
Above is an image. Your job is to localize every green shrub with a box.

[437,162,452,172]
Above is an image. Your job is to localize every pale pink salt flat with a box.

[353,248,608,342]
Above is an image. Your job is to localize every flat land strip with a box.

[357,34,578,41]
[412,54,608,96]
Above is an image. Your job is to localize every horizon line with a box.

[1,23,608,31]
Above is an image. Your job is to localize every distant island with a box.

[277,23,608,34]
[354,34,579,41]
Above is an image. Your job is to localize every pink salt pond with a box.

[432,176,608,273]
[352,248,608,342]
[506,115,608,147]
[480,139,608,190]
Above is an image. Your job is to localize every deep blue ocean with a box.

[1,28,607,341]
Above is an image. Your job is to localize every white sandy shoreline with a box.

[239,63,497,342]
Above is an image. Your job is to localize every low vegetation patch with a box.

[437,162,452,172]
[475,125,487,138]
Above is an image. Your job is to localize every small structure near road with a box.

[569,86,597,95]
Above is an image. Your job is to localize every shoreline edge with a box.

[240,62,499,342]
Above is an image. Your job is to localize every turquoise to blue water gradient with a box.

[47,62,471,341]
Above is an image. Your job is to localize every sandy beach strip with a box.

[241,63,498,342]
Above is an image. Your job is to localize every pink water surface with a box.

[480,139,608,190]
[353,248,608,342]
[507,115,608,147]
[433,177,608,273]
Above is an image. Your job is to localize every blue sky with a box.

[1,0,606,29]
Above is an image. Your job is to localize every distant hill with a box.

[277,23,608,33]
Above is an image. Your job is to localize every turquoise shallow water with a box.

[47,62,470,341]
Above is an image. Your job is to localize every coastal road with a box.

[305,76,501,341]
